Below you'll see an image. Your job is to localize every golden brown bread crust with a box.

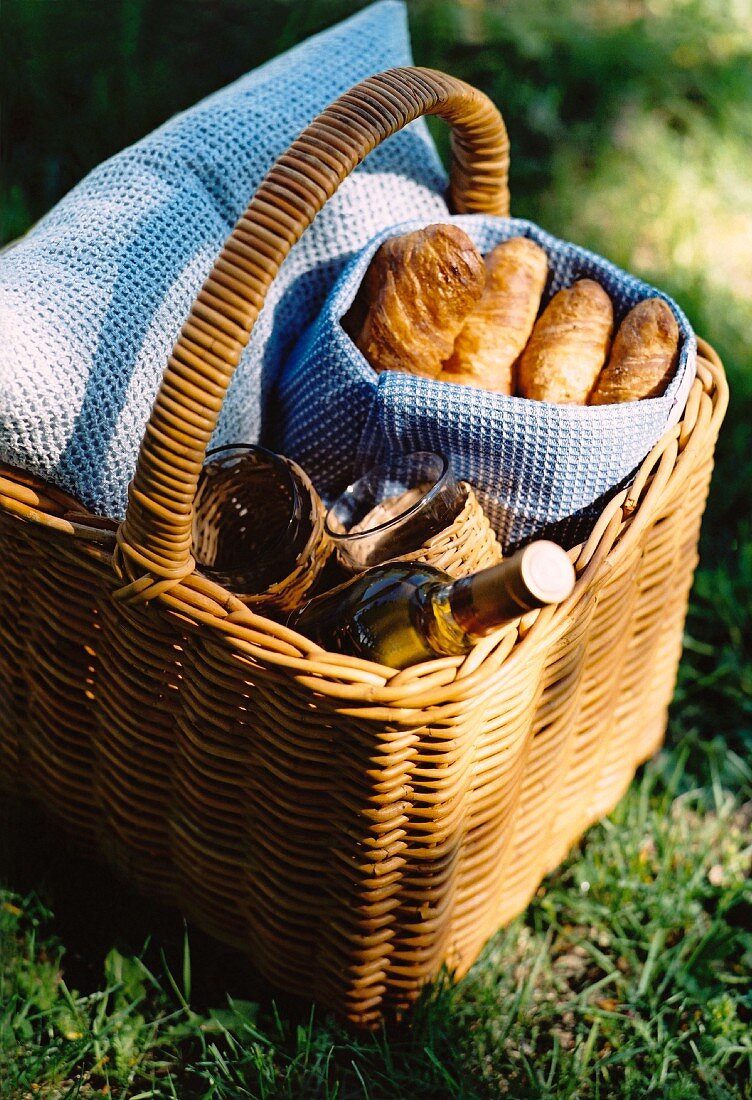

[517,279,614,403]
[439,236,548,393]
[349,223,485,378]
[589,297,679,405]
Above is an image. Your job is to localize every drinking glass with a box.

[193,444,324,605]
[326,452,466,572]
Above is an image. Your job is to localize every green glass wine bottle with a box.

[288,540,576,669]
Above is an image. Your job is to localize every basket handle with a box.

[115,67,510,602]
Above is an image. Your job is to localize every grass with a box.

[2,746,751,1098]
[1,0,751,1096]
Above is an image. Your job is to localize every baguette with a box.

[589,297,679,404]
[517,279,614,403]
[439,236,548,393]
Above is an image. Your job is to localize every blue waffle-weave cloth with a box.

[275,214,696,551]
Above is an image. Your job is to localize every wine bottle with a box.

[287,540,575,669]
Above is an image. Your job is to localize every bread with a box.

[589,297,679,405]
[517,279,614,403]
[439,236,548,393]
[348,223,485,379]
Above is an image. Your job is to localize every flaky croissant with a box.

[589,297,679,404]
[517,279,614,403]
[439,236,548,393]
[348,223,485,379]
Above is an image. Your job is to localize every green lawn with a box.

[1,1,750,1097]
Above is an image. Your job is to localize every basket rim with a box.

[0,338,728,716]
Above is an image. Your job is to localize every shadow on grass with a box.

[0,794,314,1025]
[0,795,476,1096]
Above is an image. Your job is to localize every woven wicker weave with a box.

[0,68,727,1027]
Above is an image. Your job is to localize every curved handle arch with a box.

[115,67,510,601]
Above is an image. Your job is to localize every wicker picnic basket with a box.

[0,68,728,1027]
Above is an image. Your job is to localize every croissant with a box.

[439,236,548,393]
[589,298,679,404]
[348,223,485,379]
[517,279,614,403]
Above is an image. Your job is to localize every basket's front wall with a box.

[0,365,723,1027]
[0,519,107,851]
[0,510,30,786]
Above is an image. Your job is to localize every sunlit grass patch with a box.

[542,101,752,371]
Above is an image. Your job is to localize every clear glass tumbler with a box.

[326,452,466,572]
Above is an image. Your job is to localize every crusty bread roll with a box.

[589,297,679,405]
[517,279,614,403]
[439,236,549,393]
[348,223,485,379]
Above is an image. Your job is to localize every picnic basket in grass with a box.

[0,68,728,1027]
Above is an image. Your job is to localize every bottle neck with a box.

[438,542,576,640]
